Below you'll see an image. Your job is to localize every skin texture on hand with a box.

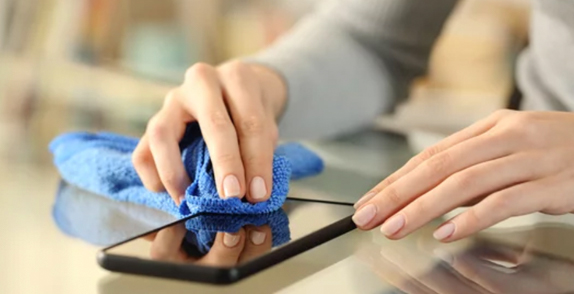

[131,61,287,205]
[353,110,574,242]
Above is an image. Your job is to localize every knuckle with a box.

[425,152,451,175]
[403,155,424,172]
[385,186,402,206]
[420,145,442,161]
[238,115,265,136]
[514,113,535,128]
[207,111,232,130]
[185,62,214,82]
[242,152,260,167]
[131,148,148,168]
[214,152,237,166]
[242,152,271,171]
[160,171,181,189]
[220,61,250,81]
[147,118,168,142]
[163,89,180,107]
[412,199,429,216]
[381,176,395,187]
[489,193,514,214]
[463,207,481,230]
[404,156,420,168]
[449,171,473,190]
[502,113,536,137]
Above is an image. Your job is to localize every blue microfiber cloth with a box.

[184,211,290,255]
[49,123,323,218]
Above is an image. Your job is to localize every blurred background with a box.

[0,0,530,165]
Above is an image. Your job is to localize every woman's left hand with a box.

[352,110,574,242]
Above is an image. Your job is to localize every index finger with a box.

[355,131,513,230]
[354,112,500,208]
[180,64,246,199]
[146,91,192,205]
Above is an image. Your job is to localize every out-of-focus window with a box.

[0,0,323,162]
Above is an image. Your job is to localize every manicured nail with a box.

[223,233,241,247]
[433,248,454,264]
[178,196,185,205]
[380,214,405,236]
[352,204,377,227]
[250,176,267,200]
[433,223,455,240]
[250,230,266,245]
[223,175,241,198]
[354,192,376,209]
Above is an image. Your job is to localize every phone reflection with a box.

[52,181,177,246]
[141,211,291,266]
[53,180,292,267]
[358,225,574,293]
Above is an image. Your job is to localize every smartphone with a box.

[97,198,356,284]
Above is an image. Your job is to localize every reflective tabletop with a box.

[2,129,574,294]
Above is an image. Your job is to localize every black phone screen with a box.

[102,199,355,268]
[54,179,357,284]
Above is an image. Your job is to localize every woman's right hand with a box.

[132,61,287,205]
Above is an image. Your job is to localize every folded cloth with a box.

[184,211,290,256]
[49,123,323,217]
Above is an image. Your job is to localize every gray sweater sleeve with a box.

[245,0,458,139]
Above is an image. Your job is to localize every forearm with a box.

[247,16,394,139]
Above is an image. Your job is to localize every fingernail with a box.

[433,248,454,264]
[250,176,267,200]
[352,204,377,227]
[250,230,266,245]
[223,233,241,248]
[354,192,376,209]
[178,196,185,205]
[223,175,241,198]
[380,214,405,236]
[433,223,455,240]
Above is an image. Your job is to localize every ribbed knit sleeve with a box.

[245,0,458,139]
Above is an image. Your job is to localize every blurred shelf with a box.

[0,53,174,109]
